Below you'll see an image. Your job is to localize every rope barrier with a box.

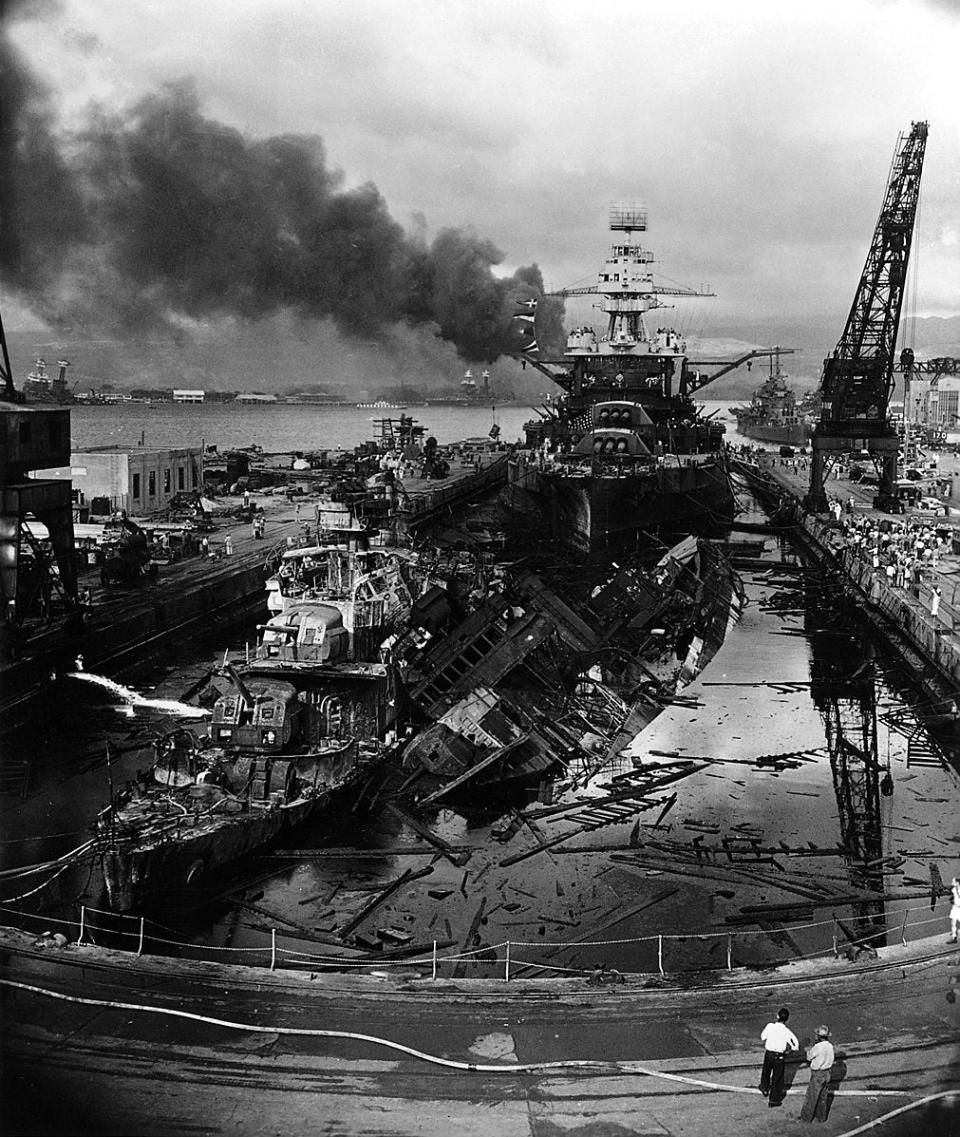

[0,895,951,979]
[0,979,919,1098]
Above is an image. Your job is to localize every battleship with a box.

[503,204,734,552]
[733,348,819,446]
[22,357,75,404]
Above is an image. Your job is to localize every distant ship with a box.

[503,203,734,552]
[426,369,495,406]
[22,357,75,405]
[732,350,819,446]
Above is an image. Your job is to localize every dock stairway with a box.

[905,731,944,768]
[879,708,945,768]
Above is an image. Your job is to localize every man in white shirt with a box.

[759,1006,799,1107]
[799,1025,835,1122]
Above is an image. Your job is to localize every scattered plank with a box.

[339,867,432,938]
[452,897,488,978]
[385,803,472,867]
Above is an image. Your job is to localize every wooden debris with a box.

[265,845,469,859]
[339,867,432,938]
[452,897,488,978]
[538,913,580,928]
[385,803,472,866]
[234,901,346,947]
[499,831,575,867]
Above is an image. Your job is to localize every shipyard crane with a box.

[805,121,929,513]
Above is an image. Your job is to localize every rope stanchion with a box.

[0,896,950,980]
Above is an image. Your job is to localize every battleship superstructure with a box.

[504,204,733,552]
[23,358,74,404]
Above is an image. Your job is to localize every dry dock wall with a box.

[800,516,960,691]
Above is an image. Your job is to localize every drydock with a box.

[3,126,960,1135]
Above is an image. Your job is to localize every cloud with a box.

[3,0,957,374]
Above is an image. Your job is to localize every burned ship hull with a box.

[100,790,317,913]
[732,421,809,446]
[98,537,419,913]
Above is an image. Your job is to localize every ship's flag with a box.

[522,340,539,353]
[516,298,538,310]
[513,313,536,324]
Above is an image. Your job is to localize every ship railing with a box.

[0,899,949,981]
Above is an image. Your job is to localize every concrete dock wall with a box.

[800,511,960,696]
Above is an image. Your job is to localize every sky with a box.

[2,0,959,385]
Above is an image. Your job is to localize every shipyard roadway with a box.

[1,925,957,1137]
[0,449,508,722]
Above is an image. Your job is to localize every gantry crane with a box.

[805,121,929,513]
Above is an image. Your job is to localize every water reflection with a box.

[807,580,887,950]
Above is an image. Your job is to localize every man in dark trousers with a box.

[799,1024,835,1122]
[759,1006,799,1107]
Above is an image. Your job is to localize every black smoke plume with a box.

[1,43,565,363]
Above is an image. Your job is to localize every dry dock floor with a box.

[1,928,958,1137]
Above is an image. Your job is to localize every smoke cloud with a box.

[1,44,565,366]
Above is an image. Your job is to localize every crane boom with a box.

[806,121,928,513]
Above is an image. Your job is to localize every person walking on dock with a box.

[948,877,960,943]
[931,585,942,622]
[799,1025,835,1122]
[224,534,233,556]
[759,1007,798,1107]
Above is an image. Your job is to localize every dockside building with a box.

[34,446,202,516]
